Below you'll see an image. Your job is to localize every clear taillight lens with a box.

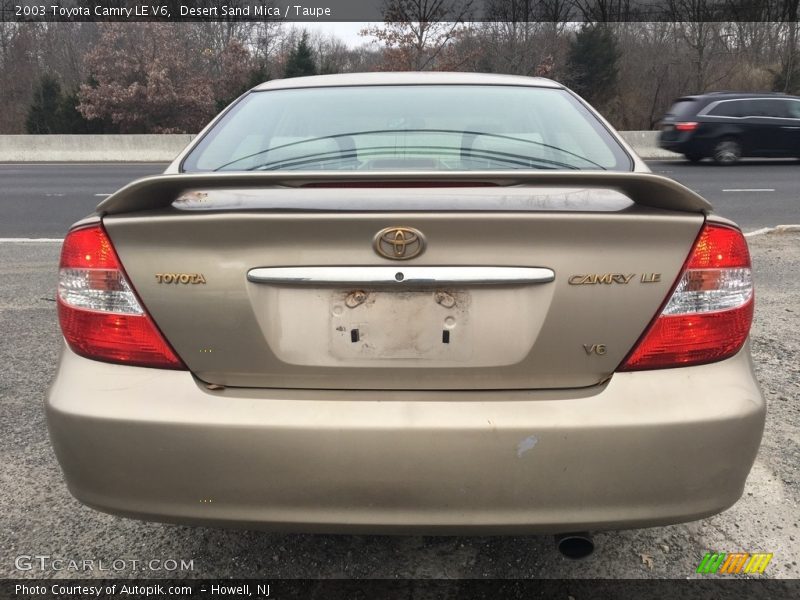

[661,268,752,315]
[58,269,144,314]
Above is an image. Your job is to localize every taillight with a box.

[618,223,753,371]
[674,121,699,132]
[57,223,185,369]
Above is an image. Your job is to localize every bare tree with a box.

[3,7,799,133]
[480,1,572,75]
[364,0,475,70]
[773,0,800,92]
[570,0,633,22]
[666,0,729,92]
[0,21,41,133]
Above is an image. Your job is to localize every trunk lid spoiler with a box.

[96,171,712,215]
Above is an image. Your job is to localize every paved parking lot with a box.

[1,228,797,579]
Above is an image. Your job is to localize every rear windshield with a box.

[182,85,632,172]
[665,99,702,119]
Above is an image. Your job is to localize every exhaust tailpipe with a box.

[555,532,595,559]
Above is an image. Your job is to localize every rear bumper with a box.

[658,135,691,153]
[658,141,686,152]
[47,346,765,534]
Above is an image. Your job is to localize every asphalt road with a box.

[0,160,798,238]
[0,163,163,238]
[648,159,800,231]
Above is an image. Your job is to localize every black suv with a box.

[658,92,800,164]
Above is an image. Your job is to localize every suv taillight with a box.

[57,224,185,369]
[675,121,699,131]
[618,223,753,371]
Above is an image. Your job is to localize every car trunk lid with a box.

[101,174,707,390]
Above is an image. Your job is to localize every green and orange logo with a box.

[696,552,773,574]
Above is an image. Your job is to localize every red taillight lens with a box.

[57,224,185,369]
[686,224,751,269]
[675,121,700,132]
[619,223,753,371]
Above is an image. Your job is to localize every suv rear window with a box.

[665,99,701,119]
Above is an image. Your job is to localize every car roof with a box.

[253,72,564,91]
[677,91,797,102]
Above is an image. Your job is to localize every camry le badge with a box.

[373,227,426,260]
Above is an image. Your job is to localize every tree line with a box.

[2,0,799,134]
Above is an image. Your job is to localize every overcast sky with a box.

[299,22,379,47]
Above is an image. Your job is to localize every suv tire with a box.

[713,139,742,165]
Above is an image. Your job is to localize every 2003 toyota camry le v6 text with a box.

[46,73,764,557]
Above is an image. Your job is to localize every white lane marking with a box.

[94,193,112,197]
[745,224,800,237]
[45,193,64,197]
[722,188,775,192]
[0,238,63,243]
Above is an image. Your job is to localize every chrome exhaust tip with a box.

[555,532,595,559]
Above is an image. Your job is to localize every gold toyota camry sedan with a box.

[47,73,764,558]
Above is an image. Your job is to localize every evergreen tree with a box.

[565,24,620,108]
[25,74,63,134]
[60,90,109,133]
[284,32,318,78]
[26,74,107,133]
[216,65,270,112]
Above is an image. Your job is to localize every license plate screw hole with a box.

[395,272,404,282]
[435,291,456,308]
[351,329,360,343]
[345,291,367,308]
[442,330,450,344]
